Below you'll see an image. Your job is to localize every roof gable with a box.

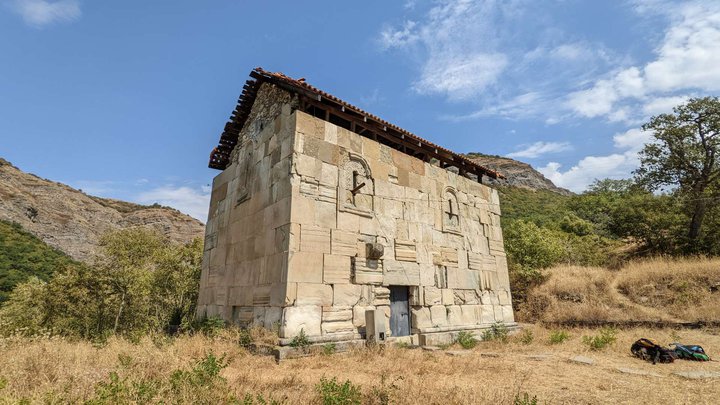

[209,68,502,181]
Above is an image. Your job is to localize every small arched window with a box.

[443,188,460,232]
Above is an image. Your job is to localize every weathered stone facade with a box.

[198,81,515,345]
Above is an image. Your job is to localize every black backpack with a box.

[631,338,678,364]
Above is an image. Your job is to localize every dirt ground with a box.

[1,325,719,404]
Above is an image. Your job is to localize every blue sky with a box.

[2,0,719,221]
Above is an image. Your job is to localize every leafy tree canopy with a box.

[636,96,720,245]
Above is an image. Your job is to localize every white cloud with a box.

[9,0,81,27]
[537,128,654,191]
[567,2,720,123]
[136,186,211,222]
[380,1,620,116]
[539,153,636,192]
[612,128,652,152]
[566,78,619,118]
[379,0,524,101]
[641,94,691,116]
[507,141,572,159]
[414,53,508,101]
[379,20,419,49]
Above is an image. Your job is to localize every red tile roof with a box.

[209,67,502,179]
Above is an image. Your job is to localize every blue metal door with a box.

[389,286,410,336]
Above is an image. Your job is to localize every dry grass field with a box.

[521,257,720,324]
[2,257,720,404]
[1,325,719,404]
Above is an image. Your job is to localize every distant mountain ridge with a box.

[0,158,204,262]
[466,153,572,195]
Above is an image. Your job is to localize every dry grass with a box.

[1,326,720,404]
[522,257,720,324]
[617,257,720,322]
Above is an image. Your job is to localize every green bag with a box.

[671,343,710,361]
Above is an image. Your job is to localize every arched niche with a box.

[339,154,374,217]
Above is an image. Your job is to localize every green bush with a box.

[197,316,225,337]
[289,329,310,349]
[88,351,233,404]
[89,371,160,404]
[322,343,337,356]
[316,377,362,405]
[481,323,509,343]
[170,351,228,389]
[504,220,566,271]
[514,392,539,405]
[367,374,402,405]
[518,329,534,345]
[455,331,478,349]
[548,330,570,344]
[242,393,282,405]
[582,327,617,350]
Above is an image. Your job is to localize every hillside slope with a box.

[0,220,80,302]
[467,153,572,195]
[0,158,204,262]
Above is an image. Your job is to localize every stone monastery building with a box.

[198,68,515,346]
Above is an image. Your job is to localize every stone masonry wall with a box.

[281,110,514,340]
[198,83,515,342]
[197,83,296,329]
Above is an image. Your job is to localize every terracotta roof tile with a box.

[209,67,502,180]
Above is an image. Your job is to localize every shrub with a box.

[481,323,509,343]
[197,316,225,337]
[582,327,617,350]
[456,331,478,349]
[170,351,228,389]
[367,374,402,405]
[316,377,362,405]
[0,376,7,391]
[289,329,310,349]
[89,371,160,404]
[518,329,534,345]
[504,220,566,271]
[237,328,253,347]
[548,330,570,344]
[88,351,232,404]
[322,343,337,356]
[514,392,539,405]
[242,393,282,405]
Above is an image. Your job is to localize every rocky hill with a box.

[0,158,205,262]
[467,153,572,195]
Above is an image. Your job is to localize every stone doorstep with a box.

[416,322,520,335]
[417,323,520,347]
[273,339,367,361]
[277,332,361,346]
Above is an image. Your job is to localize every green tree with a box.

[0,276,47,335]
[571,179,686,254]
[0,228,203,339]
[635,97,720,248]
